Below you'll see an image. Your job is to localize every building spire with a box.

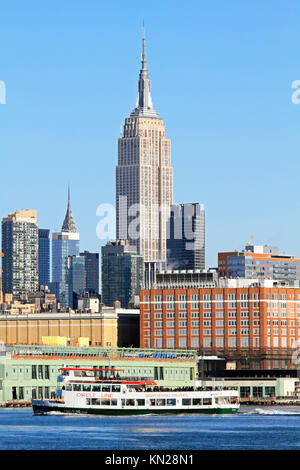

[131,24,158,118]
[61,185,78,233]
[142,21,146,67]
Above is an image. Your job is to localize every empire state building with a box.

[116,28,173,263]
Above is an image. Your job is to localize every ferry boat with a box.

[32,368,239,415]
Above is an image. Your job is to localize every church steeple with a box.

[131,25,158,118]
[61,185,78,233]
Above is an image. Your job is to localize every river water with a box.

[0,406,300,450]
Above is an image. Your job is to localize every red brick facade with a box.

[140,286,300,369]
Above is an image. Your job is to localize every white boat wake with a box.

[240,408,300,415]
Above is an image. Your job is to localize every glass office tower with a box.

[68,255,86,308]
[167,203,205,271]
[101,240,144,308]
[80,251,99,295]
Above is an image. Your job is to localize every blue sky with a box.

[0,0,300,269]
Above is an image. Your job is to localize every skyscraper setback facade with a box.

[116,28,173,263]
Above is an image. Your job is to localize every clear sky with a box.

[0,0,300,269]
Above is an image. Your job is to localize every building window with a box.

[228,337,237,347]
[191,338,199,348]
[241,337,249,347]
[253,387,263,398]
[240,387,250,398]
[265,387,275,397]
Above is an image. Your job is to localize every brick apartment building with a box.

[140,279,300,370]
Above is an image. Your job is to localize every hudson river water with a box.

[0,406,300,450]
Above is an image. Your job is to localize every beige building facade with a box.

[0,311,118,347]
[0,307,139,349]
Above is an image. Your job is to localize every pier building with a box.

[0,344,197,402]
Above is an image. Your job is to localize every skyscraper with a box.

[51,189,79,308]
[80,251,99,295]
[68,255,86,309]
[101,240,144,308]
[167,203,205,271]
[38,229,50,287]
[116,27,173,263]
[67,251,99,309]
[2,210,38,298]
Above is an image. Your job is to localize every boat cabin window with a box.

[149,399,167,406]
[73,384,82,392]
[87,398,118,406]
[203,398,212,405]
[91,398,100,405]
[61,370,69,376]
[92,385,101,392]
[82,384,91,392]
[166,399,176,406]
[121,399,144,407]
[126,399,135,406]
[156,399,165,406]
[66,384,72,391]
[111,385,121,393]
[102,385,110,392]
[215,397,226,404]
[192,398,202,406]
[182,398,191,406]
[101,399,111,406]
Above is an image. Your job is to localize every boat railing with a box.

[63,376,154,383]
